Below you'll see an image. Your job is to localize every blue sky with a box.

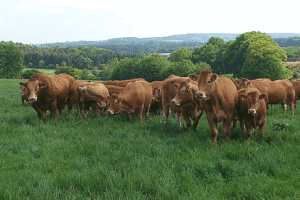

[1,0,299,44]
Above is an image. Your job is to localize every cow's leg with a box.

[294,99,297,109]
[137,105,144,121]
[181,108,191,131]
[163,104,170,124]
[258,118,266,136]
[207,117,219,145]
[175,112,182,127]
[287,99,295,116]
[271,104,274,109]
[144,103,151,119]
[126,112,131,122]
[281,102,287,115]
[49,100,57,119]
[244,120,253,141]
[192,109,203,130]
[222,118,232,142]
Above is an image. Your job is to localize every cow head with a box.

[152,88,162,102]
[195,69,218,100]
[19,82,29,96]
[26,78,47,103]
[239,91,267,115]
[235,78,251,90]
[171,78,194,106]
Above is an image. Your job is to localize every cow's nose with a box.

[171,99,177,105]
[107,110,114,115]
[29,97,37,103]
[195,92,205,99]
[248,109,256,115]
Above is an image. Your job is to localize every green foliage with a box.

[72,68,83,80]
[161,60,197,79]
[0,42,24,78]
[21,69,39,79]
[283,46,300,61]
[110,57,141,80]
[169,47,192,62]
[72,55,93,70]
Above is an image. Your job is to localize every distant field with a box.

[0,79,300,199]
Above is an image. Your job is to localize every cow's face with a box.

[152,88,162,102]
[107,95,135,115]
[239,91,266,115]
[235,78,251,90]
[195,69,217,100]
[19,82,29,96]
[26,79,47,103]
[171,80,193,106]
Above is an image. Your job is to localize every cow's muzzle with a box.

[248,109,256,115]
[195,92,206,100]
[29,97,37,103]
[171,99,180,106]
[107,110,114,115]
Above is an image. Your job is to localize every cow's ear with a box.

[211,74,218,82]
[238,93,247,101]
[242,78,248,81]
[259,93,267,101]
[173,83,179,90]
[107,96,112,100]
[40,83,47,89]
[188,73,199,81]
[245,81,251,87]
[19,82,25,86]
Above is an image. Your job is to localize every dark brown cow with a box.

[98,78,146,87]
[235,78,295,115]
[79,82,109,118]
[171,77,203,131]
[195,69,238,145]
[19,82,30,106]
[26,73,77,119]
[107,81,152,122]
[290,80,300,109]
[237,87,267,140]
[150,81,164,115]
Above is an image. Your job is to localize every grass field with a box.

[1,79,300,199]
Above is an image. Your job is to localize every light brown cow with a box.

[79,82,110,118]
[150,81,164,115]
[26,73,77,119]
[106,81,152,122]
[237,87,267,140]
[290,80,300,109]
[98,78,146,87]
[195,69,238,145]
[19,82,30,106]
[171,77,203,131]
[234,78,295,115]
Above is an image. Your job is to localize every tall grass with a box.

[0,79,300,199]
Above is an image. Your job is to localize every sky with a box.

[1,0,300,44]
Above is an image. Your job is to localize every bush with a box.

[21,69,40,79]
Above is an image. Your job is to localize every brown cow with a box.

[75,80,90,117]
[19,82,30,106]
[150,81,164,115]
[171,77,203,131]
[237,87,267,140]
[290,80,300,109]
[98,78,146,87]
[79,82,110,118]
[26,73,77,119]
[106,81,152,122]
[195,69,238,145]
[235,78,295,115]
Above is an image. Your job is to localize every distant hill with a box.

[35,33,300,53]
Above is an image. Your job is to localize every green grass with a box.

[1,79,300,199]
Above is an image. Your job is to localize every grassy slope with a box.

[0,79,300,199]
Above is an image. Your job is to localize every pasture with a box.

[0,79,300,199]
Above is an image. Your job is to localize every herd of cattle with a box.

[19,71,300,145]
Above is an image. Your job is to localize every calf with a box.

[26,73,77,119]
[107,81,152,122]
[171,77,203,131]
[238,88,267,140]
[79,82,110,118]
[195,69,238,145]
[150,81,164,115]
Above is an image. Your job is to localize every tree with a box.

[160,60,196,79]
[73,55,93,69]
[0,42,24,78]
[169,47,192,62]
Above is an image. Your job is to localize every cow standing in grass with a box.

[237,87,267,140]
[26,73,77,119]
[195,69,238,145]
[107,81,152,122]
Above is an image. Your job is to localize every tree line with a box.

[0,31,296,80]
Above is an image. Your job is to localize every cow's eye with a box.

[207,80,211,84]
[155,91,158,95]
[114,101,118,105]
[256,99,259,102]
[181,90,185,93]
